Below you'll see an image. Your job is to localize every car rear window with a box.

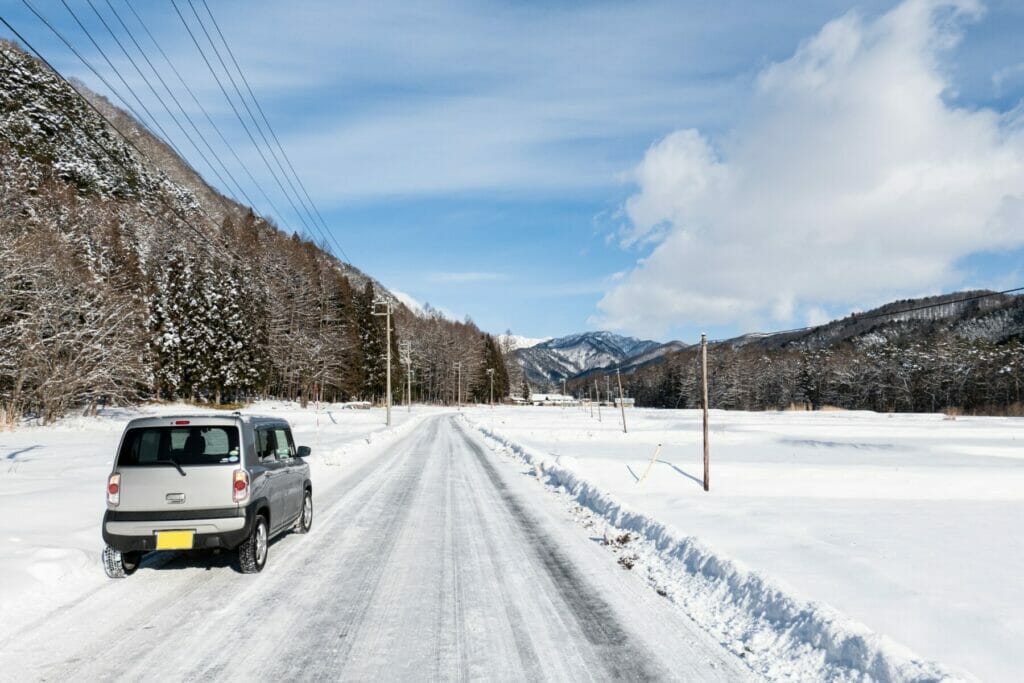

[118,426,241,466]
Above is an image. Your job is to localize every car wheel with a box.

[102,545,136,579]
[239,514,268,574]
[295,490,313,534]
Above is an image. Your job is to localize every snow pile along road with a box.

[462,407,1023,682]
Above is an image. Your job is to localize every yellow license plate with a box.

[156,530,194,550]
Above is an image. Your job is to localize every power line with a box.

[197,0,352,265]
[117,0,298,237]
[0,18,245,265]
[20,1,158,149]
[172,0,317,244]
[17,1,254,255]
[85,0,251,214]
[55,0,188,163]
[191,0,316,240]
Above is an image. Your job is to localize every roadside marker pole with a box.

[636,443,663,485]
[701,333,710,492]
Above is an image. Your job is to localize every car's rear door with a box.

[116,424,240,514]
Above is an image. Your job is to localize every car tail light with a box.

[107,473,120,506]
[232,469,249,503]
[174,420,190,425]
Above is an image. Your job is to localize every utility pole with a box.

[487,368,494,408]
[594,380,602,422]
[454,361,462,407]
[399,340,412,413]
[616,368,627,434]
[562,378,567,410]
[372,298,393,427]
[606,375,611,402]
[701,333,710,492]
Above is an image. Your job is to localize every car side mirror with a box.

[296,446,311,458]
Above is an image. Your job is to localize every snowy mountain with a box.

[514,331,663,387]
[499,334,551,352]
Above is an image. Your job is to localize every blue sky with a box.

[2,0,1023,342]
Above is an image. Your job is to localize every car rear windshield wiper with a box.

[155,459,186,476]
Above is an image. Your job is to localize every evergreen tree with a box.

[356,282,386,401]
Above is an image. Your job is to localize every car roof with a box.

[124,414,291,429]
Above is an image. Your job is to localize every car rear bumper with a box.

[102,507,253,552]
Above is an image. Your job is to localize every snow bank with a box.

[466,417,966,683]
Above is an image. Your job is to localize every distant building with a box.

[529,393,574,406]
[614,397,635,408]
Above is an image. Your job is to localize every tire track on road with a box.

[453,418,663,680]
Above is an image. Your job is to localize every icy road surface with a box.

[0,415,750,681]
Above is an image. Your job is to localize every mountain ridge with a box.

[516,289,1023,390]
[513,331,665,386]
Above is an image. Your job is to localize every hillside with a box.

[600,290,1024,413]
[0,40,506,423]
[722,290,1024,351]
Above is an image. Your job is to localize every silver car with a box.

[101,414,313,577]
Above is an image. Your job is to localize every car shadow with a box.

[136,534,294,574]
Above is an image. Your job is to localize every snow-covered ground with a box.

[0,401,434,643]
[462,405,1024,682]
[0,412,751,681]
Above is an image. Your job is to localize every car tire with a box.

[295,489,313,534]
[239,514,268,574]
[102,545,138,579]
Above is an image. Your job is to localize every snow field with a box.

[0,401,436,644]
[461,406,1024,682]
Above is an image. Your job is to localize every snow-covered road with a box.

[0,415,750,681]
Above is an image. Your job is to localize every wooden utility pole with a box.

[400,341,412,413]
[455,362,462,407]
[372,299,393,426]
[487,368,494,408]
[701,333,709,492]
[616,368,627,434]
[594,380,602,422]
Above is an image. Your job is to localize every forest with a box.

[0,40,512,426]
[590,336,1024,415]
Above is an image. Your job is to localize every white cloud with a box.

[598,0,1024,336]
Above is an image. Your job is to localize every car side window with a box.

[256,428,277,461]
[273,428,295,459]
